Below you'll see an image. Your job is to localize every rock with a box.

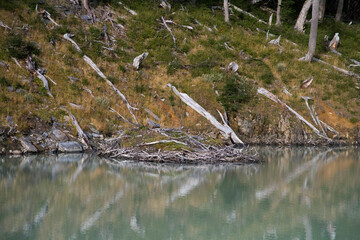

[20,138,38,153]
[80,15,92,22]
[147,118,160,129]
[51,128,68,141]
[57,141,83,153]
[15,89,25,94]
[7,86,14,92]
[237,117,254,137]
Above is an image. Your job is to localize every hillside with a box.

[0,0,359,154]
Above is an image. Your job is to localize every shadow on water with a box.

[0,147,359,240]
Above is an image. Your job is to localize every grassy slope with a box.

[0,0,359,141]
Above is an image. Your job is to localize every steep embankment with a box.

[0,0,359,154]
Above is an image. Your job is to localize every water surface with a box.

[0,147,359,239]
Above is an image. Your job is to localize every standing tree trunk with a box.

[319,0,326,21]
[304,0,320,61]
[82,0,90,13]
[224,0,229,23]
[294,0,312,32]
[275,0,282,25]
[335,0,344,21]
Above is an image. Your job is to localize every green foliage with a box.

[4,34,40,59]
[218,75,254,113]
[167,58,184,75]
[134,84,147,94]
[0,77,10,86]
[350,117,358,124]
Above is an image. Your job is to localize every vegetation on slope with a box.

[0,0,359,145]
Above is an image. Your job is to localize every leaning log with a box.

[63,34,81,52]
[257,87,330,140]
[168,84,244,145]
[61,107,92,150]
[230,3,267,24]
[0,20,11,30]
[312,57,360,79]
[83,55,138,124]
[161,16,176,48]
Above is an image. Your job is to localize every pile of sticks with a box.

[99,146,259,165]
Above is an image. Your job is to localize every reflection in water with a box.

[0,147,359,240]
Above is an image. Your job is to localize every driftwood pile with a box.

[98,128,258,165]
[100,146,258,165]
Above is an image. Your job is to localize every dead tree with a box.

[319,0,326,21]
[335,0,344,21]
[275,0,282,26]
[303,0,320,61]
[294,0,312,33]
[224,0,229,23]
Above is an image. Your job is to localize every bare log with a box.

[168,84,244,145]
[312,57,360,79]
[0,20,11,30]
[194,19,213,32]
[63,33,82,52]
[230,3,267,24]
[61,107,92,149]
[141,140,187,146]
[133,52,149,70]
[36,5,60,26]
[118,2,137,16]
[224,0,230,23]
[302,96,318,126]
[257,87,330,140]
[319,120,340,136]
[69,102,86,110]
[83,55,138,124]
[269,35,281,46]
[161,16,176,48]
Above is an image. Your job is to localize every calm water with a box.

[0,147,359,240]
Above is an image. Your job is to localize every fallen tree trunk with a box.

[61,107,92,150]
[83,55,138,124]
[63,34,81,52]
[257,87,330,140]
[161,16,176,48]
[312,57,360,79]
[168,84,244,145]
[230,3,267,24]
[36,5,60,26]
[0,20,11,30]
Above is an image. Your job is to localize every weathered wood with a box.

[257,87,330,140]
[118,2,137,16]
[224,0,229,23]
[312,57,360,78]
[294,0,312,33]
[61,107,92,149]
[83,55,138,124]
[268,13,273,26]
[161,16,176,48]
[230,3,267,24]
[133,52,149,70]
[300,76,313,88]
[160,0,171,10]
[335,0,344,21]
[275,0,282,26]
[328,33,339,50]
[0,20,11,30]
[168,84,244,145]
[63,33,81,52]
[269,35,281,46]
[304,0,320,61]
[36,5,60,26]
[141,140,187,146]
[228,62,239,72]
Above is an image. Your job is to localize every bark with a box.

[294,0,312,33]
[318,0,326,21]
[224,0,229,23]
[304,0,320,61]
[82,0,90,13]
[335,0,344,21]
[275,0,282,26]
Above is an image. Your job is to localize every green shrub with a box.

[4,34,40,59]
[218,75,254,113]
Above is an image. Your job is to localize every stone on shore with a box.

[57,141,83,153]
[20,138,38,153]
[51,128,68,141]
